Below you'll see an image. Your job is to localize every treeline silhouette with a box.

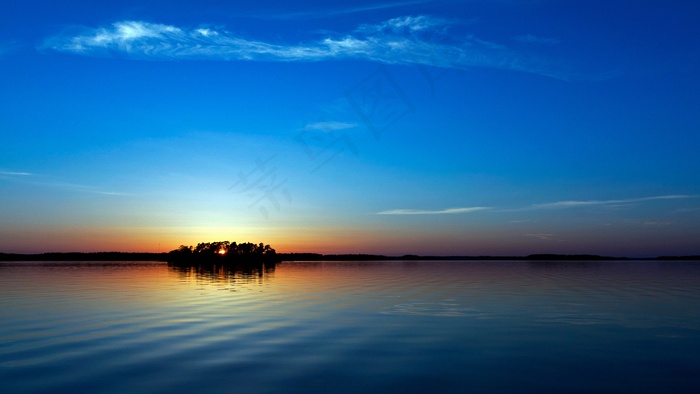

[274,253,628,261]
[167,241,279,264]
[0,252,167,261]
[1,251,698,262]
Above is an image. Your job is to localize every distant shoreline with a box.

[1,252,699,262]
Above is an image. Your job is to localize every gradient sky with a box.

[1,1,699,256]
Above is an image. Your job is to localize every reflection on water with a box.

[167,261,276,283]
[1,260,700,393]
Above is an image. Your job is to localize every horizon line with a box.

[2,250,698,261]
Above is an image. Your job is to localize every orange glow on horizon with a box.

[2,222,681,257]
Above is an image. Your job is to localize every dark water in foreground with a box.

[1,260,699,393]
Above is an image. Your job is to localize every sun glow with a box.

[217,249,226,255]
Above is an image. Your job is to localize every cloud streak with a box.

[531,195,697,209]
[0,170,33,176]
[1,170,129,196]
[525,233,554,240]
[513,34,560,45]
[377,207,490,215]
[257,1,432,20]
[44,17,565,78]
[379,195,697,216]
[301,121,357,131]
[0,41,20,56]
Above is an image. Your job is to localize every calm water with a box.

[1,260,699,393]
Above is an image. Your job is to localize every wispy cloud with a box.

[513,34,560,45]
[44,180,132,196]
[44,17,566,79]
[70,186,133,196]
[356,15,452,34]
[1,170,129,196]
[525,233,554,240]
[377,207,490,215]
[0,170,33,176]
[383,195,697,216]
[531,195,697,209]
[643,221,673,226]
[257,1,432,20]
[301,121,357,131]
[0,41,21,56]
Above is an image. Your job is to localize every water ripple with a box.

[381,301,485,317]
[2,260,700,393]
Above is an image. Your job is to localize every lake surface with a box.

[1,260,699,393]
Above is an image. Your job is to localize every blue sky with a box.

[1,0,699,256]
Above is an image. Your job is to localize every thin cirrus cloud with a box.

[37,180,132,196]
[0,42,19,56]
[0,170,129,196]
[355,14,451,34]
[0,170,33,176]
[379,195,697,216]
[530,195,697,209]
[377,207,491,215]
[301,121,357,132]
[525,233,554,240]
[44,16,565,79]
[513,34,560,45]
[257,0,433,20]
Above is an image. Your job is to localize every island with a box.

[1,247,698,262]
[167,241,279,264]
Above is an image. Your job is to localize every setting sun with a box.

[2,1,700,392]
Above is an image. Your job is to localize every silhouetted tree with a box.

[175,245,193,254]
[168,240,278,265]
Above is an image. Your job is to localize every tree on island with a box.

[168,241,278,264]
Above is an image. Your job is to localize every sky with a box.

[1,0,699,257]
